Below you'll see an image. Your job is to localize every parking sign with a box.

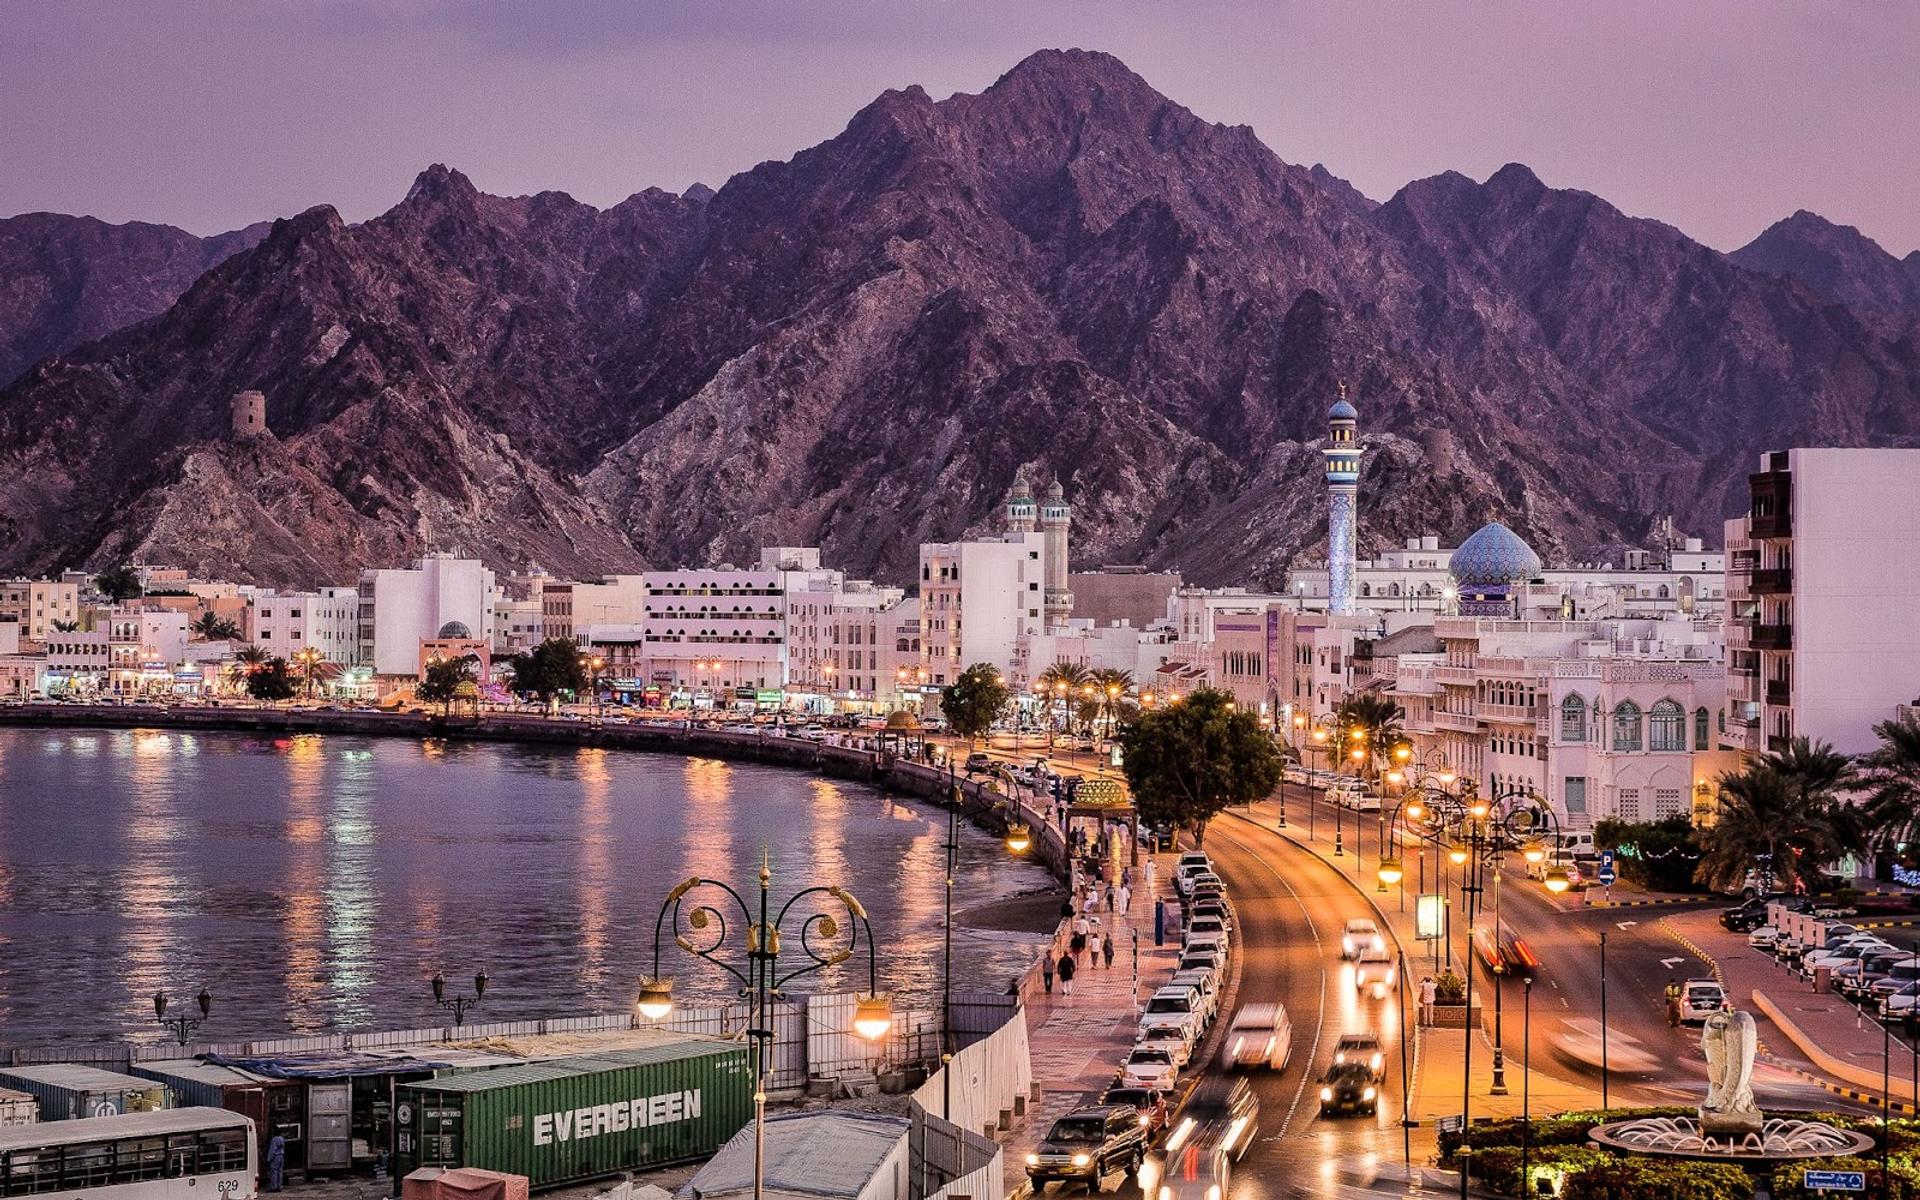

[1598,849,1616,887]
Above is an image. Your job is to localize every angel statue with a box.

[1700,1007,1762,1142]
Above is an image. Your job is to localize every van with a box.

[1555,830,1597,857]
[1219,1003,1292,1071]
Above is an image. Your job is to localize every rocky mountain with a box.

[0,213,268,388]
[1729,210,1920,316]
[1,49,1917,588]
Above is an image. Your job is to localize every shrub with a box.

[1561,1157,1752,1200]
[1471,1145,1609,1196]
[1435,969,1466,1003]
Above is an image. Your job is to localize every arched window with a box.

[1561,695,1587,742]
[1657,584,1670,599]
[1613,701,1644,751]
[1361,583,1372,597]
[1649,699,1686,751]
[1390,583,1402,597]
[1694,707,1711,750]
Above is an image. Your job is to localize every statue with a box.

[1699,1008,1762,1145]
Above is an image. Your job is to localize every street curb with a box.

[1593,896,1717,910]
[1751,989,1920,1108]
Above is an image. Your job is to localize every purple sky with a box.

[4,1,1917,255]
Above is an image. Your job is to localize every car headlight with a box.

[1139,1113,1151,1126]
[1071,1153,1091,1167]
[1372,1053,1384,1071]
[1363,1087,1377,1101]
[1320,1087,1334,1101]
[1026,1153,1039,1166]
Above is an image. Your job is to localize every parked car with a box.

[1179,945,1227,975]
[1098,1082,1169,1134]
[1190,899,1232,929]
[1136,1025,1195,1070]
[1332,1032,1386,1081]
[1881,982,1920,1019]
[964,752,992,773]
[1342,919,1383,961]
[1836,951,1908,998]
[1174,854,1214,896]
[1867,961,1920,1003]
[1219,1003,1292,1071]
[1139,985,1207,1042]
[1184,929,1230,963]
[1024,1106,1149,1187]
[1121,1044,1181,1091]
[1186,914,1231,951]
[1318,1062,1379,1116]
[1170,967,1221,1024]
[1747,925,1780,950]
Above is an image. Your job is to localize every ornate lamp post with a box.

[431,970,488,1026]
[639,860,892,1200]
[153,988,212,1045]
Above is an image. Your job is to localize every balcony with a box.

[1766,680,1793,707]
[1748,469,1793,538]
[1768,734,1796,753]
[1434,710,1481,734]
[1433,664,1476,685]
[1750,624,1793,651]
[1750,567,1793,595]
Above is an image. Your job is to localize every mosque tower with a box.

[1325,383,1363,616]
[1040,479,1073,630]
[1005,467,1037,534]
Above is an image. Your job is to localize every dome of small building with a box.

[1328,397,1358,420]
[884,710,922,731]
[436,620,473,640]
[1449,522,1542,585]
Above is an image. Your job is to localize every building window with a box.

[1611,701,1643,751]
[1649,699,1686,752]
[1560,695,1586,742]
[1654,788,1684,818]
[1565,777,1586,815]
[1694,707,1710,750]
[1617,788,1642,821]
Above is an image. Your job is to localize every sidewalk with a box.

[1000,851,1186,1168]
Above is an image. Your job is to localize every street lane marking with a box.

[1661,957,1686,969]
[1616,920,1639,930]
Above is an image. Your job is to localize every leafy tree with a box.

[418,655,476,713]
[244,657,297,702]
[1117,686,1283,846]
[94,565,143,602]
[1593,815,1702,892]
[504,637,589,703]
[1860,715,1920,865]
[939,662,1011,742]
[1695,764,1849,893]
[191,612,241,641]
[50,620,80,633]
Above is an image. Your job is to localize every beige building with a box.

[0,579,79,642]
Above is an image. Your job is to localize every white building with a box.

[1723,448,1920,757]
[918,531,1048,685]
[541,575,648,643]
[1012,621,1177,693]
[250,588,360,666]
[628,549,834,701]
[785,577,908,710]
[357,554,498,680]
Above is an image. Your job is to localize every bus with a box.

[0,1108,257,1200]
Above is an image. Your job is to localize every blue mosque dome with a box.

[1328,398,1358,420]
[1449,522,1542,586]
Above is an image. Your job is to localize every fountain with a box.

[1588,1009,1874,1161]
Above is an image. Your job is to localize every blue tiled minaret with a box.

[1325,384,1362,615]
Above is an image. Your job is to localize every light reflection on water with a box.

[0,729,1051,1047]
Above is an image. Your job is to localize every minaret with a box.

[1040,479,1073,630]
[1006,467,1037,533]
[1325,383,1362,616]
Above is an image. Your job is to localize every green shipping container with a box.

[392,1040,752,1190]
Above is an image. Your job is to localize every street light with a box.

[153,988,212,1046]
[641,863,891,1200]
[431,970,488,1026]
[1005,822,1033,854]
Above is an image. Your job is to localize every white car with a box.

[1185,914,1231,952]
[1341,919,1383,961]
[1355,946,1397,999]
[1747,925,1779,950]
[1219,1003,1292,1071]
[1139,986,1206,1042]
[1121,1045,1181,1090]
[1806,940,1897,972]
[1170,967,1220,1023]
[1136,1025,1194,1069]
[1678,979,1726,1024]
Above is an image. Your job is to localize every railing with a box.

[1433,710,1481,733]
[1766,680,1793,707]
[1751,624,1793,651]
[1750,567,1793,595]
[1432,664,1476,685]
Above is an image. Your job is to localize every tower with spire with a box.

[1325,383,1363,616]
[1005,467,1037,534]
[1040,479,1073,630]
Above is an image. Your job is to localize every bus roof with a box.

[0,1107,249,1152]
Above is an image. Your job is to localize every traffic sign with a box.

[1437,1114,1465,1134]
[1598,849,1617,886]
[1803,1169,1866,1192]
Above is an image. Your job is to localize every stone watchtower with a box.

[230,390,268,440]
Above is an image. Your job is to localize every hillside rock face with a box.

[2,49,1917,588]
[1729,210,1920,316]
[0,213,267,387]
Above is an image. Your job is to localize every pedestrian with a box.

[1121,865,1132,890]
[1102,933,1116,970]
[1154,897,1165,946]
[1058,952,1076,996]
[1041,949,1056,994]
[1419,975,1437,1025]
[1105,883,1118,912]
[1072,914,1089,961]
[1665,977,1683,1026]
[1089,927,1104,965]
[266,1134,286,1193]
[1119,883,1132,914]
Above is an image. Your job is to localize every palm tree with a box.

[1334,692,1406,782]
[50,620,80,633]
[1090,667,1138,737]
[1036,661,1091,735]
[225,644,271,694]
[1860,716,1920,865]
[1695,764,1848,894]
[191,612,241,641]
[1756,735,1862,859]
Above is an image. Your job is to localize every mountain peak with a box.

[986,48,1161,105]
[403,163,480,208]
[1486,162,1545,195]
[1731,208,1920,314]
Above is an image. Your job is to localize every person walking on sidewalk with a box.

[1042,950,1056,994]
[1102,933,1117,970]
[1088,926,1104,966]
[1105,882,1118,912]
[1071,914,1089,962]
[1057,952,1076,996]
[1118,882,1132,914]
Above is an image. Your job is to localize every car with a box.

[1678,979,1726,1023]
[1186,914,1231,951]
[964,752,992,773]
[1175,856,1214,895]
[1121,1044,1181,1090]
[1169,1075,1261,1162]
[1342,918,1383,961]
[1190,899,1232,929]
[1747,925,1780,950]
[1170,967,1221,1024]
[1136,1025,1195,1069]
[1318,1062,1379,1116]
[1839,951,1917,998]
[1219,1002,1292,1071]
[1882,982,1920,1019]
[1179,945,1227,975]
[1184,929,1230,964]
[1098,1082,1169,1134]
[1355,947,1398,999]
[1868,960,1920,1002]
[1332,1032,1386,1081]
[1806,940,1897,973]
[1024,1106,1149,1186]
[1140,985,1207,1042]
